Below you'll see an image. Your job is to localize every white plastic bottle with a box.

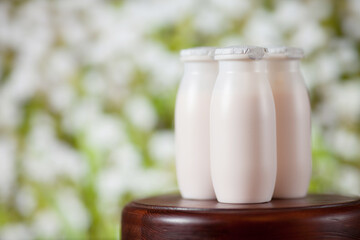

[175,47,217,199]
[265,46,312,199]
[210,46,277,204]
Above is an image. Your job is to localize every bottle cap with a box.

[214,46,266,60]
[265,46,304,59]
[180,47,216,61]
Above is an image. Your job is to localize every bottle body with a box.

[267,59,312,198]
[175,61,217,199]
[210,60,277,203]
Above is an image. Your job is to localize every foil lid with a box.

[180,47,216,61]
[265,46,304,59]
[215,46,266,60]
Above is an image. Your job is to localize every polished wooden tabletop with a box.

[122,194,360,240]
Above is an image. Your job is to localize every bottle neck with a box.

[218,60,266,73]
[266,59,300,72]
[183,61,218,74]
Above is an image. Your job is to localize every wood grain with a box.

[121,194,360,240]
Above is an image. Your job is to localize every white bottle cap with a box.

[265,46,304,59]
[214,46,266,60]
[180,47,216,61]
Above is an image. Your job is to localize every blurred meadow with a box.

[0,0,360,239]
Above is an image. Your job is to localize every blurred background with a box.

[0,0,359,239]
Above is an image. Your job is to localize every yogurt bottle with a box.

[210,46,277,204]
[175,47,217,199]
[265,46,312,199]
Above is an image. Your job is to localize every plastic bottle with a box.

[210,46,277,203]
[175,47,217,199]
[265,46,312,199]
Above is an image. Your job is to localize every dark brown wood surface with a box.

[121,194,360,240]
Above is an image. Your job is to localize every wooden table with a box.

[121,194,360,240]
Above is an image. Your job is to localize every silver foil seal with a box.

[265,46,304,59]
[180,47,216,60]
[215,46,266,60]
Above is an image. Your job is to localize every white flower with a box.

[23,141,87,184]
[109,143,142,171]
[62,99,122,153]
[301,62,317,90]
[148,130,175,166]
[147,53,181,93]
[43,49,77,83]
[220,35,246,47]
[22,115,58,183]
[104,60,134,103]
[8,0,52,56]
[47,82,76,113]
[82,70,107,97]
[193,6,227,35]
[50,143,87,182]
[306,0,332,21]
[32,210,61,238]
[23,113,87,183]
[56,188,90,231]
[0,92,22,129]
[0,137,16,201]
[97,144,143,204]
[326,80,360,122]
[291,21,327,53]
[333,39,359,74]
[129,169,176,196]
[337,166,360,196]
[0,2,10,46]
[62,98,101,134]
[331,128,360,159]
[15,186,37,217]
[124,95,158,132]
[23,157,57,184]
[4,64,40,103]
[274,1,307,31]
[210,0,251,19]
[96,143,143,205]
[105,60,133,86]
[63,101,127,153]
[347,0,360,15]
[243,10,283,45]
[314,52,341,83]
[123,0,194,30]
[26,112,56,151]
[96,167,128,204]
[79,3,144,63]
[85,115,127,152]
[0,224,34,240]
[133,42,181,92]
[54,1,89,47]
[343,15,360,40]
[312,102,338,127]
